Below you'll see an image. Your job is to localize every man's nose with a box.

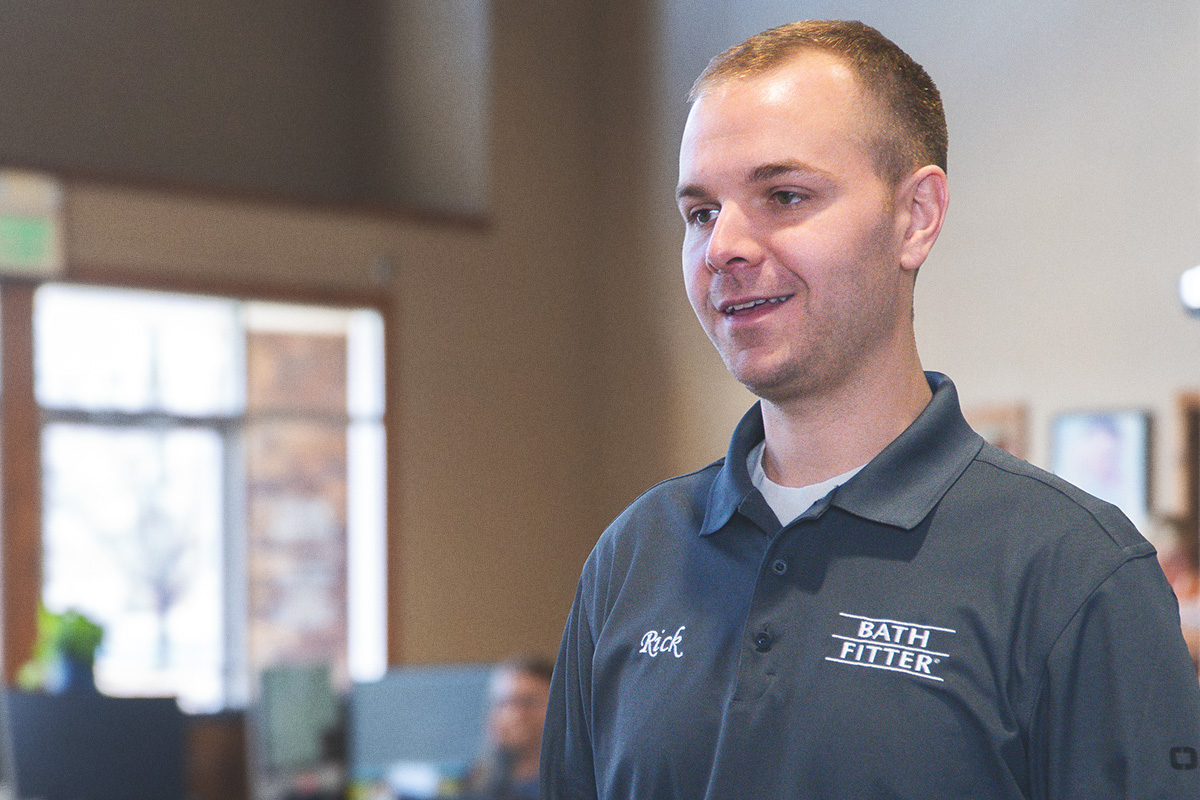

[704,205,763,273]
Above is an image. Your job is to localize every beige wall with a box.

[58,0,672,666]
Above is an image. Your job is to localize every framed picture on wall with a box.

[1051,410,1151,529]
[963,404,1029,460]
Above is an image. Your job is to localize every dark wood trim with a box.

[1178,393,1200,572]
[383,300,403,666]
[64,261,392,311]
[3,157,490,231]
[186,711,248,800]
[1,284,42,684]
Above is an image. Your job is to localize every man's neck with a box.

[759,366,932,488]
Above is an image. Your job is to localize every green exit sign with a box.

[0,214,58,275]
[0,170,63,277]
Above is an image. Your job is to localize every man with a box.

[461,655,553,800]
[541,19,1200,799]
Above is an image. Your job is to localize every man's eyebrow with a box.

[676,161,834,199]
[748,161,832,183]
[675,183,708,201]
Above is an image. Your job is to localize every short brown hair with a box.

[689,20,947,185]
[498,653,554,684]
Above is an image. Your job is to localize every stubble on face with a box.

[717,209,899,407]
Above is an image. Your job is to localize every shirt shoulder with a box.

[600,459,724,548]
[968,442,1152,556]
[951,442,1161,673]
[575,459,725,622]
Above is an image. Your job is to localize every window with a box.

[35,284,386,711]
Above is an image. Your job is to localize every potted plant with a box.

[17,604,105,694]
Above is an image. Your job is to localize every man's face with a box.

[487,668,551,757]
[677,52,918,404]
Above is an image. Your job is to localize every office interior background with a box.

[0,0,1198,796]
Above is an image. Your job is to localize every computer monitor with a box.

[258,663,340,772]
[349,663,493,798]
[5,689,186,800]
[0,691,15,800]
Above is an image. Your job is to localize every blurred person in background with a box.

[460,655,552,800]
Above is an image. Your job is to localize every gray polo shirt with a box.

[542,373,1200,799]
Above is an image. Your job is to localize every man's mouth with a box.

[721,295,794,316]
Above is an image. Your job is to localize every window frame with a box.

[0,274,399,691]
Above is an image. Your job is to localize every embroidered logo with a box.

[825,612,954,682]
[639,625,686,658]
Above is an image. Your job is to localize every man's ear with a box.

[898,165,948,272]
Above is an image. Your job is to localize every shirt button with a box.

[771,558,788,576]
[753,631,773,652]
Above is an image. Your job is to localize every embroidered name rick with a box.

[639,625,686,658]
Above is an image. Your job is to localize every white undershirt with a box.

[748,441,865,526]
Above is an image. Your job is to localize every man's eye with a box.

[772,190,808,205]
[688,207,719,225]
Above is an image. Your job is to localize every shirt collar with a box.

[700,372,983,535]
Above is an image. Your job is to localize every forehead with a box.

[679,52,877,181]
[490,668,550,700]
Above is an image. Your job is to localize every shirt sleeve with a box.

[540,577,599,800]
[1031,552,1200,799]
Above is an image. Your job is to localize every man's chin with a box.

[728,355,844,406]
[731,366,802,404]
